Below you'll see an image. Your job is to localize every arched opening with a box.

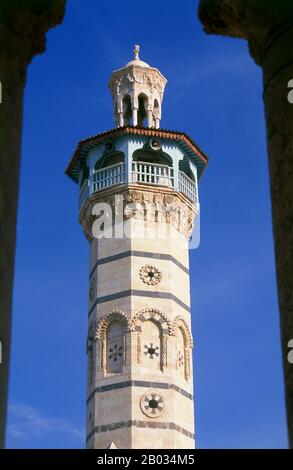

[106,321,124,374]
[94,151,125,171]
[133,148,172,167]
[179,156,195,181]
[137,93,148,127]
[122,94,131,126]
[132,149,173,186]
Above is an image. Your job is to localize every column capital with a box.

[0,0,65,73]
[198,0,293,65]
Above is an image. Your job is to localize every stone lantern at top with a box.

[108,45,167,128]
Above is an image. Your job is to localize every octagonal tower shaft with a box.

[66,48,208,449]
[84,185,196,449]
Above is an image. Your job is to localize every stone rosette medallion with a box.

[139,264,162,286]
[140,391,165,418]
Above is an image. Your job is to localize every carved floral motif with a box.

[140,391,165,418]
[139,264,162,286]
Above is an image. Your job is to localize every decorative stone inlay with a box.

[140,391,164,418]
[94,310,131,340]
[144,343,159,359]
[109,344,123,362]
[109,66,166,102]
[139,264,162,285]
[131,308,174,336]
[86,420,195,442]
[87,380,193,404]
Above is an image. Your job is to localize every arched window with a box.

[132,148,173,167]
[137,93,148,127]
[179,156,195,181]
[122,94,131,126]
[106,321,124,373]
[132,308,171,372]
[94,151,124,171]
[132,149,173,186]
[95,310,130,375]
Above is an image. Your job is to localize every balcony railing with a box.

[91,162,125,193]
[82,161,198,206]
[178,171,198,204]
[132,161,174,188]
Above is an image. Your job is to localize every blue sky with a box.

[7,0,287,448]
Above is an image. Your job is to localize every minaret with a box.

[66,46,208,449]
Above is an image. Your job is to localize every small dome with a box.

[108,45,167,129]
[125,45,150,68]
[124,58,150,68]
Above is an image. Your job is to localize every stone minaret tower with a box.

[66,46,208,449]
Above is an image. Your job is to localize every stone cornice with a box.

[79,185,197,241]
[0,1,66,66]
[66,126,209,183]
[109,65,167,101]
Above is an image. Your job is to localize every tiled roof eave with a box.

[66,126,209,183]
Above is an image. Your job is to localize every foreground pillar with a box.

[0,0,65,448]
[198,0,293,448]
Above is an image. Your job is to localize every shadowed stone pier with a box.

[198,0,293,448]
[0,0,66,448]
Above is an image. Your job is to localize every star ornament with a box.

[140,392,165,418]
[144,343,159,359]
[109,344,123,362]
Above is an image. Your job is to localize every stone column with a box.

[133,108,138,126]
[147,109,153,128]
[0,0,66,448]
[119,112,124,127]
[198,0,293,448]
